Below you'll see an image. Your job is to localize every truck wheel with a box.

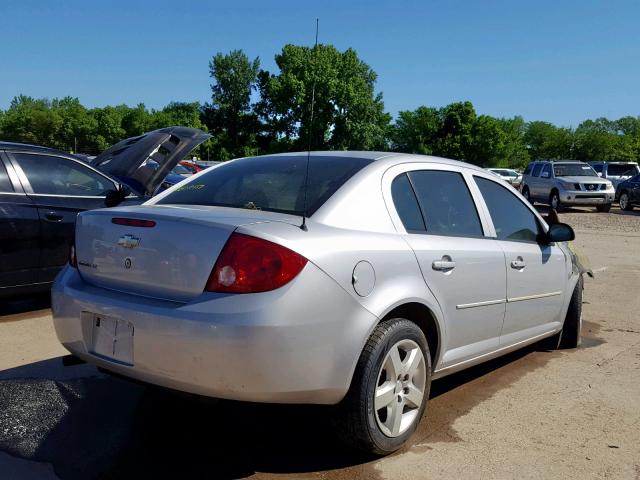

[549,190,562,211]
[596,204,611,213]
[338,318,431,455]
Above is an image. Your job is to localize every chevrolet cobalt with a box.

[52,152,583,454]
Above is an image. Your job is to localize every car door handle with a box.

[432,257,456,271]
[511,257,526,269]
[44,211,64,222]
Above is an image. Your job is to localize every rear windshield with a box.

[157,155,373,216]
[607,164,639,176]
[553,163,597,177]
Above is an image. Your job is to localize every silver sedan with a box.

[52,151,584,455]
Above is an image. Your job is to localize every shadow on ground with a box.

[1,326,606,480]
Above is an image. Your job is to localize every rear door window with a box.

[607,164,638,176]
[391,173,426,233]
[157,155,373,216]
[407,170,483,237]
[531,164,543,177]
[475,176,541,243]
[13,153,115,196]
[0,161,14,192]
[541,164,552,178]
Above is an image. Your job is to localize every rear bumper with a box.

[52,265,378,404]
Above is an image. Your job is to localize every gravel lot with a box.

[1,207,639,480]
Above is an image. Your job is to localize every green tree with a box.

[1,95,62,146]
[50,97,97,152]
[524,121,574,159]
[121,103,151,138]
[495,116,530,168]
[257,44,390,152]
[88,106,126,153]
[204,50,260,159]
[391,106,441,154]
[436,101,476,160]
[468,115,507,167]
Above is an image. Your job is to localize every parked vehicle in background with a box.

[588,161,640,189]
[53,151,584,455]
[487,168,522,188]
[520,160,614,212]
[615,173,640,211]
[179,160,205,174]
[170,163,194,178]
[0,127,209,297]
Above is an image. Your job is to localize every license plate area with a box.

[90,314,134,365]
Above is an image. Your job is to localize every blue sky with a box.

[1,0,638,126]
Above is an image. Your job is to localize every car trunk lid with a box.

[91,127,211,197]
[75,205,299,302]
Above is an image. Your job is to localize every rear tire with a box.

[619,192,633,211]
[596,204,611,213]
[338,319,431,455]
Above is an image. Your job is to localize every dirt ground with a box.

[1,207,639,480]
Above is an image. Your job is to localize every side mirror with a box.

[597,172,603,177]
[104,184,131,208]
[545,222,575,243]
[541,171,550,178]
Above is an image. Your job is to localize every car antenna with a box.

[300,18,319,232]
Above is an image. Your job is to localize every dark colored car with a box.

[616,173,640,211]
[0,126,210,297]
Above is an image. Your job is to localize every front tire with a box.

[549,190,562,211]
[338,319,431,455]
[596,204,611,213]
[559,276,584,349]
[542,276,583,350]
[522,186,531,202]
[619,192,633,211]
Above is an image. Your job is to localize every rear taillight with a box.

[206,233,307,293]
[112,217,156,227]
[69,235,77,268]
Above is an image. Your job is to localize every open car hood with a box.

[91,127,211,196]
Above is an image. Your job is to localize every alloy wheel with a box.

[374,339,426,438]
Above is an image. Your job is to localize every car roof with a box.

[0,141,76,157]
[588,161,637,164]
[267,151,490,174]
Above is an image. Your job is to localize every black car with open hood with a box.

[0,127,211,297]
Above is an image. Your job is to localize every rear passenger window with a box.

[541,164,551,178]
[531,164,543,177]
[475,176,540,243]
[0,162,13,192]
[391,174,426,232]
[13,153,115,196]
[408,170,483,237]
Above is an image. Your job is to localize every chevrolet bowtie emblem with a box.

[117,234,140,249]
